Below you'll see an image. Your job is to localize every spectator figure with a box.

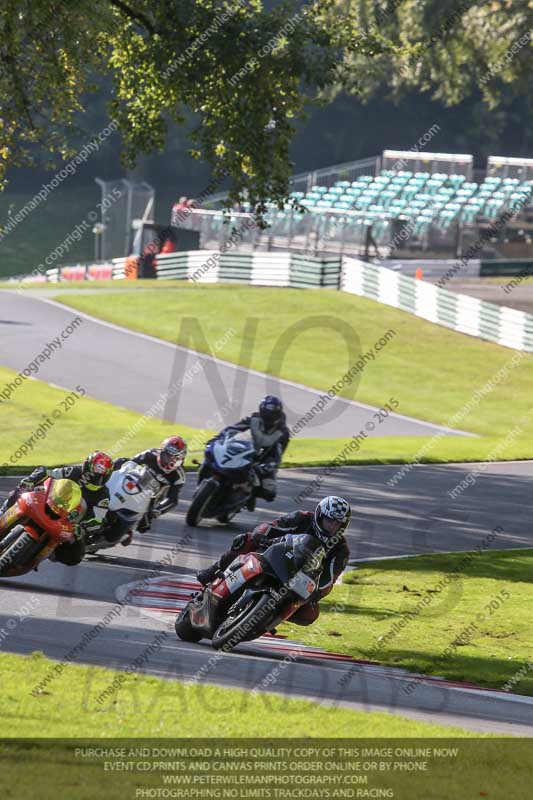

[174,196,189,212]
[160,227,177,254]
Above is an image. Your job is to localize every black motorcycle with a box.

[175,532,325,651]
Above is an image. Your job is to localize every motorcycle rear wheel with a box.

[212,593,278,652]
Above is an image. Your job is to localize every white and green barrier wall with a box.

[112,251,342,288]
[43,250,533,353]
[341,257,533,352]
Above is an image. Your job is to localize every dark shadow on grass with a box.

[347,548,533,585]
[338,645,533,699]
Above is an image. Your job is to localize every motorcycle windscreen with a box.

[259,534,317,583]
[261,533,325,584]
[290,533,326,574]
[212,436,256,472]
[46,479,82,519]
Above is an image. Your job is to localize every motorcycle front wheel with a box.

[0,526,41,576]
[175,605,203,643]
[212,593,278,652]
[186,480,219,527]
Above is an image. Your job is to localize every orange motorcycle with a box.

[0,478,83,577]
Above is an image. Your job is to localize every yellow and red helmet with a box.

[46,479,83,519]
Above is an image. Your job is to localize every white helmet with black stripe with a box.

[313,496,351,544]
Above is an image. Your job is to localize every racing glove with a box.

[72,524,84,543]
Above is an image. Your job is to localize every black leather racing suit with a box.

[203,510,350,625]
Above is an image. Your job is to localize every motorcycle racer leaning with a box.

[197,496,351,626]
[0,451,114,566]
[199,396,290,512]
[113,436,187,533]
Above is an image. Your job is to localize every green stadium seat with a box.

[402,185,420,201]
[447,174,466,188]
[355,196,373,211]
[438,209,458,230]
[380,190,398,208]
[310,185,327,194]
[425,179,443,194]
[460,206,479,224]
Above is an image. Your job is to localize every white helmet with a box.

[313,496,351,544]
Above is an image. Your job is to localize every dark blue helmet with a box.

[259,395,283,432]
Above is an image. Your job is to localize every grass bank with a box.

[1,650,478,738]
[285,548,533,695]
[52,285,533,461]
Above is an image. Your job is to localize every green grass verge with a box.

[4,283,533,467]
[0,365,212,470]
[1,651,515,799]
[282,549,533,695]
[5,364,532,472]
[52,284,533,461]
[2,650,479,738]
[284,434,533,467]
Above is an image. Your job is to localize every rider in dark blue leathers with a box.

[198,396,290,511]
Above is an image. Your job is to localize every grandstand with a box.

[173,151,533,262]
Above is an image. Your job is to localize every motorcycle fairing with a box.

[211,554,264,600]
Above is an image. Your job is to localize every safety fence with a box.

[45,262,114,282]
[342,257,533,352]
[111,251,341,288]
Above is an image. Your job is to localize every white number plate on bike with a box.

[288,570,316,599]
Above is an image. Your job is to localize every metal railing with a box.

[175,204,533,261]
[201,156,380,208]
[290,155,380,193]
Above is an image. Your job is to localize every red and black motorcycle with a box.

[175,532,325,651]
[0,478,83,577]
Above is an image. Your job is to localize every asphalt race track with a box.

[0,290,471,438]
[1,462,533,736]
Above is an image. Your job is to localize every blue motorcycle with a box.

[187,431,258,526]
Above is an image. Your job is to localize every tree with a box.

[0,0,381,211]
[1,1,531,210]
[336,1,533,109]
